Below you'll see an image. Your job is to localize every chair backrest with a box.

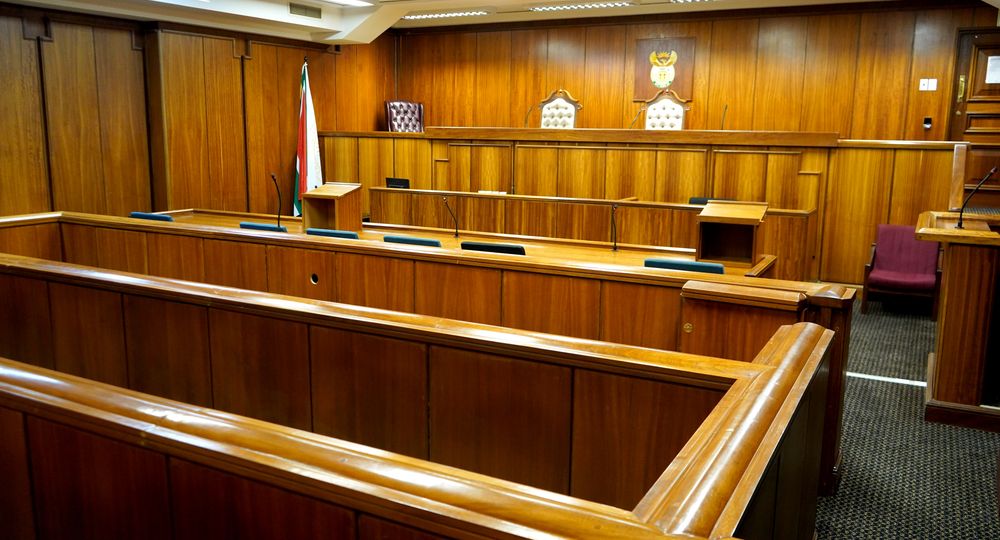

[874,224,938,275]
[239,222,286,233]
[644,89,687,131]
[644,257,724,274]
[306,228,359,239]
[130,211,173,222]
[383,235,442,248]
[461,241,526,255]
[539,89,581,129]
[385,101,424,133]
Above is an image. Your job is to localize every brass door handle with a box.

[957,75,966,103]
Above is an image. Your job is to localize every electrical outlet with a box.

[928,78,938,91]
[919,78,929,91]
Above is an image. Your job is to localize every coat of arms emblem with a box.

[649,50,678,89]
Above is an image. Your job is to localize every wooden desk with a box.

[301,182,362,231]
[697,201,767,265]
[916,211,1000,430]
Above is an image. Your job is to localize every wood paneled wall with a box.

[0,12,149,217]
[397,4,997,138]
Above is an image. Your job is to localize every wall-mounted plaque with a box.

[634,37,696,101]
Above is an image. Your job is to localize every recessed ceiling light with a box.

[528,1,634,11]
[402,10,491,20]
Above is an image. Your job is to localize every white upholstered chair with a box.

[539,89,581,129]
[644,89,688,131]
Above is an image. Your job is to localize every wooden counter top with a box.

[915,211,1000,246]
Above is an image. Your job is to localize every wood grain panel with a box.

[679,298,799,362]
[581,25,626,128]
[764,153,804,209]
[475,32,512,127]
[459,194,504,233]
[266,245,337,301]
[850,11,916,139]
[470,145,512,193]
[209,309,311,430]
[28,417,171,540]
[398,34,435,120]
[510,29,548,127]
[243,43,283,214]
[545,27,587,109]
[394,139,433,189]
[443,143,471,192]
[327,136,359,182]
[0,15,50,216]
[557,148,605,199]
[411,193,453,229]
[147,233,205,282]
[335,253,414,312]
[158,32,209,209]
[0,223,61,261]
[95,227,147,274]
[451,33,478,127]
[571,370,723,509]
[713,151,767,201]
[42,22,106,214]
[370,188,412,224]
[49,283,126,385]
[94,27,151,216]
[203,239,267,291]
[60,223,98,266]
[0,407,33,540]
[429,346,572,493]
[706,19,759,130]
[311,327,428,458]
[821,149,893,283]
[170,459,356,539]
[670,208,700,248]
[752,17,808,131]
[504,200,557,238]
[655,150,707,203]
[414,262,501,325]
[556,202,610,242]
[889,149,953,226]
[933,245,998,405]
[605,148,656,200]
[600,281,681,350]
[359,516,445,540]
[203,36,247,211]
[513,145,557,195]
[800,14,860,134]
[759,214,815,281]
[0,275,52,368]
[124,295,212,407]
[501,271,600,339]
[358,137,395,216]
[906,9,974,140]
[617,206,671,246]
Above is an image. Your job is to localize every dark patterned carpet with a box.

[815,300,1000,539]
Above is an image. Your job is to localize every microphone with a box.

[442,196,459,238]
[522,104,537,128]
[720,104,728,130]
[270,173,282,229]
[610,203,619,252]
[957,165,997,229]
[628,106,645,129]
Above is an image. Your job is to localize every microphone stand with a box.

[627,106,646,129]
[957,165,997,229]
[270,173,282,229]
[610,204,618,252]
[522,104,537,128]
[443,196,459,238]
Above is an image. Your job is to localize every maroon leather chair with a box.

[385,100,424,132]
[861,224,941,318]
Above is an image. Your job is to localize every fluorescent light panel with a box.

[319,0,373,6]
[402,10,490,20]
[529,1,634,11]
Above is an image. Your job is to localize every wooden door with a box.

[950,29,1000,142]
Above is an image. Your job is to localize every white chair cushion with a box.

[645,99,684,131]
[540,97,577,129]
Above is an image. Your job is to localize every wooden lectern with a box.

[301,183,362,232]
[696,201,768,266]
[916,211,1000,431]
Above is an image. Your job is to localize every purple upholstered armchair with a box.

[861,224,941,318]
[385,100,424,133]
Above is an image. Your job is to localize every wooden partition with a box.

[0,248,832,538]
[323,129,965,284]
[0,210,852,494]
[370,187,814,281]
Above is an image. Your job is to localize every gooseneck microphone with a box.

[957,165,997,229]
[523,104,537,128]
[610,203,619,252]
[720,104,728,130]
[443,196,459,238]
[628,106,645,129]
[270,173,282,229]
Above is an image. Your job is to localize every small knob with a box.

[683,322,694,334]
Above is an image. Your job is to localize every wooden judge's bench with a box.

[917,211,1000,430]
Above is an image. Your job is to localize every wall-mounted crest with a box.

[634,38,695,101]
[649,50,677,89]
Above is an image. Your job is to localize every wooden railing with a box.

[0,211,853,495]
[0,272,831,539]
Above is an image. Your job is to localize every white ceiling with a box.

[11,0,997,44]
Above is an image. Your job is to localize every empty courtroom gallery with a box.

[2,0,1000,538]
